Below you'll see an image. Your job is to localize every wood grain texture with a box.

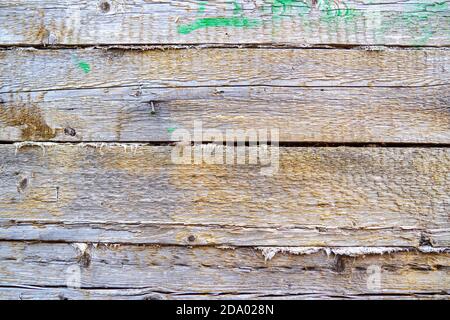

[1,86,449,143]
[0,144,448,246]
[1,1,450,300]
[0,242,448,299]
[1,220,440,247]
[0,0,449,46]
[1,48,449,94]
[2,289,449,300]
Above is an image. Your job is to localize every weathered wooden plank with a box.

[2,288,449,300]
[0,0,448,46]
[0,242,448,299]
[0,220,429,247]
[0,144,448,246]
[1,48,448,94]
[1,86,449,143]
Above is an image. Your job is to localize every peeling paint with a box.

[14,142,58,155]
[78,142,142,154]
[72,243,88,255]
[13,142,145,155]
[257,246,450,261]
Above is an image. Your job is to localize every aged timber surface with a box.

[1,48,448,92]
[0,242,448,299]
[1,0,450,301]
[1,86,450,143]
[0,48,449,143]
[0,0,449,46]
[0,144,448,246]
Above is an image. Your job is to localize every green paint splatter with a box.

[318,0,359,22]
[233,0,243,15]
[261,0,310,20]
[178,16,260,34]
[178,0,260,34]
[378,2,448,46]
[266,0,312,21]
[71,55,91,74]
[261,0,358,22]
[273,0,301,14]
[77,61,91,74]
[297,2,311,16]
[419,2,448,12]
[177,0,361,34]
[198,1,207,14]
[179,0,443,44]
[167,127,176,134]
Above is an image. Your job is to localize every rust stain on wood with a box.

[0,102,57,140]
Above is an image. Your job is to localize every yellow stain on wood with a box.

[0,102,56,140]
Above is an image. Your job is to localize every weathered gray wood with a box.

[0,144,448,246]
[0,220,430,246]
[1,0,449,302]
[1,86,449,143]
[0,0,448,46]
[1,48,448,94]
[2,288,449,300]
[0,242,448,299]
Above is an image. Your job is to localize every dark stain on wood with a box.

[334,255,346,273]
[99,1,111,13]
[77,248,91,268]
[17,176,28,193]
[64,127,76,137]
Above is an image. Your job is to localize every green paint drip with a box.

[178,16,260,34]
[167,127,176,133]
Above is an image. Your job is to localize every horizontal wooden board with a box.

[0,220,438,247]
[2,288,449,300]
[0,242,448,299]
[1,48,449,94]
[1,86,450,143]
[0,144,449,246]
[0,0,449,46]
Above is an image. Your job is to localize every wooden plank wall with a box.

[0,0,449,300]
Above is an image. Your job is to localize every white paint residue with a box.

[14,142,142,156]
[418,246,450,254]
[257,247,323,261]
[327,247,406,257]
[14,142,58,155]
[257,246,450,261]
[72,243,88,255]
[78,143,141,154]
[216,245,236,250]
